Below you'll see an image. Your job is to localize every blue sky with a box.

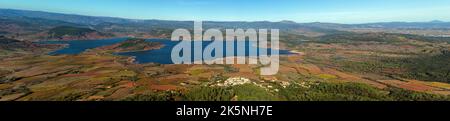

[0,0,449,23]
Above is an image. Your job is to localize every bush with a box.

[311,82,388,99]
[279,83,388,101]
[388,88,450,101]
[182,87,234,101]
[122,91,178,101]
[232,84,278,101]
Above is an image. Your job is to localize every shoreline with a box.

[289,50,304,55]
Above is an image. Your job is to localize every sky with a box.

[0,0,449,24]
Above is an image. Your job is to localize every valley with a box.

[0,9,449,101]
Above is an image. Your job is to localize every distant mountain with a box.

[302,21,450,30]
[0,8,353,30]
[279,20,297,24]
[430,20,446,23]
[0,8,343,40]
[1,8,450,41]
[0,8,137,25]
[353,21,450,29]
[2,8,450,30]
[0,15,81,32]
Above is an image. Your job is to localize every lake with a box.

[41,38,129,55]
[43,38,292,64]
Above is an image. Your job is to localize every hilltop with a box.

[47,26,113,40]
[0,36,61,58]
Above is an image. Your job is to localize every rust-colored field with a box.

[149,85,181,91]
[377,80,450,94]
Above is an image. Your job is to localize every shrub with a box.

[231,84,278,101]
[182,87,233,101]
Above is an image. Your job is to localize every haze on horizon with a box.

[0,0,449,24]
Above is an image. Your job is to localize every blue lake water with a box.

[41,38,129,55]
[42,38,292,64]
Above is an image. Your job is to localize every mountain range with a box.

[1,8,450,41]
